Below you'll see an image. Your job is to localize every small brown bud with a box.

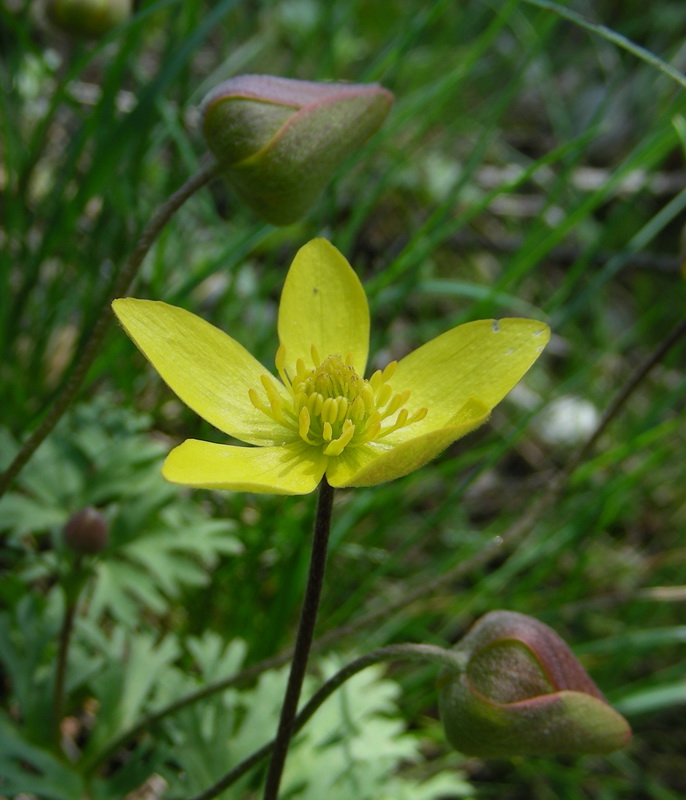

[62,507,108,555]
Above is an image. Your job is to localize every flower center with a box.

[249,345,427,456]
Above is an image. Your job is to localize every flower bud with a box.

[62,507,108,555]
[201,75,394,225]
[438,610,631,758]
[47,0,132,39]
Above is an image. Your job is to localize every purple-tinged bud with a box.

[62,507,108,555]
[438,610,631,758]
[46,0,132,39]
[47,0,131,39]
[201,75,394,225]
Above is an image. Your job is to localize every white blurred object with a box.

[535,395,600,448]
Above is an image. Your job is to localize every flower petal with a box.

[163,440,327,495]
[277,239,369,374]
[327,398,490,487]
[390,319,549,438]
[113,298,290,445]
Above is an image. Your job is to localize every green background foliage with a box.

[1,0,685,797]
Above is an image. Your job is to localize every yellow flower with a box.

[112,239,549,495]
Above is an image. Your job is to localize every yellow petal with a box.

[163,440,327,495]
[390,319,549,439]
[112,298,290,446]
[277,239,369,375]
[327,399,490,487]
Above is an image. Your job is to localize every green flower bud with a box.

[47,0,132,39]
[62,507,108,555]
[201,75,394,225]
[438,610,631,758]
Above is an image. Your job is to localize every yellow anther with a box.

[296,358,308,379]
[388,408,409,435]
[248,387,263,411]
[369,369,383,391]
[275,343,286,371]
[322,421,333,441]
[410,407,428,423]
[378,412,407,438]
[311,344,321,367]
[376,383,392,407]
[381,390,410,419]
[305,393,316,415]
[383,393,404,417]
[269,396,284,421]
[293,390,307,414]
[327,397,340,424]
[323,420,356,456]
[382,361,397,381]
[275,344,290,388]
[336,397,349,422]
[362,386,376,413]
[345,352,353,366]
[364,417,381,441]
[395,407,409,427]
[350,395,365,422]
[299,406,312,440]
[320,397,335,425]
[260,375,284,417]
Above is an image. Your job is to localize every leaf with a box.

[84,630,181,756]
[0,493,67,541]
[0,712,84,800]
[0,594,62,744]
[88,513,242,625]
[616,681,686,716]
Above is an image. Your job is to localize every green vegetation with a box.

[1,1,685,798]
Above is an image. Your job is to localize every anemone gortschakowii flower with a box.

[112,239,549,495]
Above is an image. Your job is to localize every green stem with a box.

[53,561,88,747]
[262,477,335,800]
[53,597,78,747]
[0,158,220,500]
[189,643,459,800]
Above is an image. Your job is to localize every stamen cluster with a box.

[249,345,427,456]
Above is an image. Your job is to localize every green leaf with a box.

[83,630,181,757]
[0,712,84,800]
[616,682,686,716]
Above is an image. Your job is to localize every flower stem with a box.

[262,477,335,800]
[188,643,460,800]
[53,563,87,747]
[53,602,77,746]
[0,159,221,500]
